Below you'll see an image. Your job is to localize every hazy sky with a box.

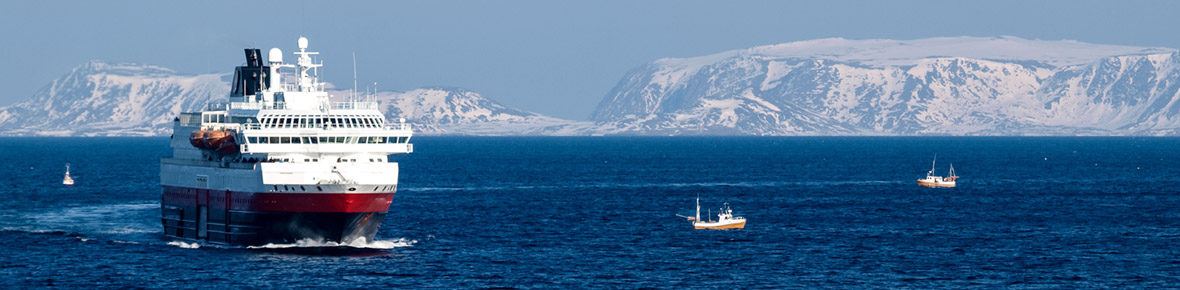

[3,0,1179,120]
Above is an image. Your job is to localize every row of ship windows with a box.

[259,116,384,129]
[247,136,410,144]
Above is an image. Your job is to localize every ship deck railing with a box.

[224,122,412,131]
[330,102,378,110]
[206,102,288,110]
[385,123,412,131]
[208,101,380,111]
[161,157,259,170]
[162,156,345,169]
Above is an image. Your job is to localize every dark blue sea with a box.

[2,136,1180,288]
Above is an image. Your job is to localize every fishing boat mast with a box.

[695,195,701,222]
[930,154,937,176]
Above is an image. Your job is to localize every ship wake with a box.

[247,237,416,250]
[0,202,159,243]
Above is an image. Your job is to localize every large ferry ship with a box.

[160,37,413,246]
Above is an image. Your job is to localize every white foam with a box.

[97,227,155,234]
[167,241,201,249]
[247,237,416,250]
[0,227,53,233]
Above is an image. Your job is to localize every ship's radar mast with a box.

[293,37,323,92]
[267,48,283,90]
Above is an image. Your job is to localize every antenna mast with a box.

[352,52,357,102]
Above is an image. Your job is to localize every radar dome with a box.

[297,37,308,49]
[268,48,283,64]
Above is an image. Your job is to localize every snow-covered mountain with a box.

[0,61,227,136]
[368,88,603,135]
[0,62,593,136]
[11,36,1180,137]
[591,36,1180,135]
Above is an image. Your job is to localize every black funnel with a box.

[244,49,263,68]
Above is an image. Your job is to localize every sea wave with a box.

[404,180,906,192]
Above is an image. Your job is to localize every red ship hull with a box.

[161,186,394,246]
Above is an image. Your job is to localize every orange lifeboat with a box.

[204,130,232,149]
[190,130,208,148]
[215,135,239,155]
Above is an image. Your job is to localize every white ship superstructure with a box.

[160,37,413,245]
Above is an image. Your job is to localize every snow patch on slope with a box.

[744,36,1169,68]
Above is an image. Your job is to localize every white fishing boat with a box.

[917,155,957,188]
[63,163,74,186]
[679,197,746,230]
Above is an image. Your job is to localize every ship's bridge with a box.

[173,37,413,160]
[181,101,413,155]
[239,103,413,155]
